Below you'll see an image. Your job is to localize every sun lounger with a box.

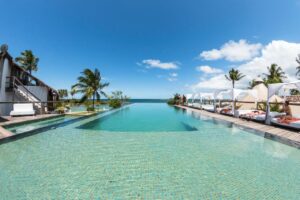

[219,108,233,116]
[271,117,300,129]
[202,105,215,112]
[187,103,193,107]
[10,103,36,116]
[192,103,201,108]
[253,112,286,122]
[236,109,258,117]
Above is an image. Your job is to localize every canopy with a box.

[214,89,232,100]
[214,89,257,101]
[185,93,193,100]
[200,93,214,100]
[268,81,300,99]
[266,81,300,124]
[191,93,200,100]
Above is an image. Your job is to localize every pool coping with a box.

[176,105,300,149]
[0,114,63,139]
[0,105,127,142]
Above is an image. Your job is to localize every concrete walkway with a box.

[176,105,300,149]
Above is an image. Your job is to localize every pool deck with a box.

[0,114,62,139]
[176,105,300,149]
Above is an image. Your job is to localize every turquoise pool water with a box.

[0,103,299,199]
[79,104,200,131]
[5,115,79,134]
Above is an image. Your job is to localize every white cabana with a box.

[200,93,215,111]
[233,89,258,117]
[213,89,232,114]
[192,93,201,108]
[214,89,258,116]
[185,93,194,106]
[266,81,300,124]
[268,81,300,98]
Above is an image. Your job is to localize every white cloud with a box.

[156,73,178,82]
[192,40,300,90]
[167,73,178,81]
[167,77,177,82]
[170,72,178,77]
[192,74,230,90]
[141,59,179,70]
[200,39,262,62]
[196,65,223,74]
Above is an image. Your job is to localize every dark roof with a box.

[0,45,58,95]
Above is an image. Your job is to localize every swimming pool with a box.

[0,103,299,199]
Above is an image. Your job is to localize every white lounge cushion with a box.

[10,103,35,116]
[202,105,214,111]
[192,103,201,108]
[236,110,258,116]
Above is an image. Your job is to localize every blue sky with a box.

[1,0,300,98]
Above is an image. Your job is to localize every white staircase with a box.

[10,76,44,113]
[15,85,42,108]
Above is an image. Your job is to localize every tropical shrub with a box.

[54,102,70,114]
[108,99,122,108]
[257,100,283,112]
[167,98,176,105]
[86,106,95,112]
[167,93,181,105]
[55,106,66,114]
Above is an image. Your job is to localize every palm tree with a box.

[263,63,286,84]
[111,91,123,100]
[70,87,77,100]
[248,79,257,89]
[296,54,300,78]
[15,50,39,74]
[58,89,68,99]
[72,68,109,110]
[225,68,245,88]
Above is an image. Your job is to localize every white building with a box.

[0,44,59,116]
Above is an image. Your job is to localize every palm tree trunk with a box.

[232,81,235,88]
[92,92,95,110]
